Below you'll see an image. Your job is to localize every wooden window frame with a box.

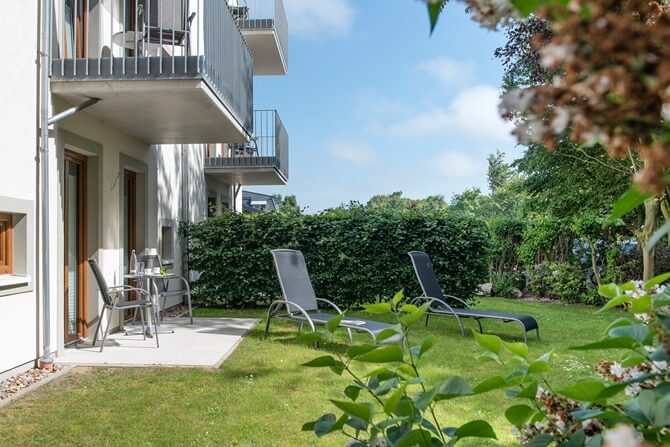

[124,170,137,256]
[64,151,88,342]
[0,213,12,275]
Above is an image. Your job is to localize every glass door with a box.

[63,0,88,58]
[64,151,87,344]
[123,170,137,275]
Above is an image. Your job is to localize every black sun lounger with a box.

[265,249,404,345]
[408,251,540,343]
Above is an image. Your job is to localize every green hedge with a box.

[183,209,490,308]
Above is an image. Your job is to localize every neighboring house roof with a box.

[242,190,281,213]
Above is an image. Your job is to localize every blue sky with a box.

[252,0,523,212]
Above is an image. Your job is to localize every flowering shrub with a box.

[472,275,670,446]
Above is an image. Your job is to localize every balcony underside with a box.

[241,27,287,75]
[50,58,249,144]
[205,157,287,185]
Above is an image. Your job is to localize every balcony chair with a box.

[266,249,404,346]
[408,251,540,343]
[229,1,249,21]
[137,253,193,324]
[139,0,196,54]
[88,258,159,352]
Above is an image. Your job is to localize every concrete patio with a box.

[56,317,259,368]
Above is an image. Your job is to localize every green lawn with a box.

[0,298,621,446]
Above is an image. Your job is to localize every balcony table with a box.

[123,271,176,336]
[112,31,145,52]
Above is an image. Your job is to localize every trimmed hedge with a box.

[183,209,490,308]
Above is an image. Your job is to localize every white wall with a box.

[0,0,39,375]
[0,0,242,374]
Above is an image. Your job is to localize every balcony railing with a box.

[51,0,253,138]
[231,0,288,75]
[205,109,288,184]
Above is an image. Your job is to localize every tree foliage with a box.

[367,191,448,213]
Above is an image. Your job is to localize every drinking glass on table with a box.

[137,262,145,275]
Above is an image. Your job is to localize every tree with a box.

[366,191,410,211]
[450,188,492,217]
[279,194,302,215]
[486,150,513,195]
[366,191,448,212]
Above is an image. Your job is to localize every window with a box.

[0,213,13,274]
[161,225,174,261]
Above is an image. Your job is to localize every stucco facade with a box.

[0,0,287,379]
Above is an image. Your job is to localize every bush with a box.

[517,217,573,266]
[527,262,552,297]
[183,209,490,308]
[527,261,603,304]
[546,262,586,303]
[491,271,524,298]
[488,218,526,277]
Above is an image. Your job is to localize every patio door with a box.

[64,151,88,344]
[123,170,137,274]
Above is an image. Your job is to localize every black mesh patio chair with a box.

[266,249,404,345]
[89,258,159,352]
[408,251,540,343]
[137,253,193,324]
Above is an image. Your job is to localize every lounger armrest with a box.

[315,298,344,315]
[410,296,459,315]
[267,299,311,318]
[444,294,472,309]
[266,300,317,331]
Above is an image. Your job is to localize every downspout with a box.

[38,0,53,366]
[39,0,98,366]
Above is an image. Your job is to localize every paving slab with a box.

[56,318,258,368]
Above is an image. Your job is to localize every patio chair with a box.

[88,258,159,352]
[408,251,540,343]
[266,249,404,345]
[137,253,193,324]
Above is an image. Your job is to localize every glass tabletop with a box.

[124,272,176,279]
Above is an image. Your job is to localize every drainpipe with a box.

[38,0,53,368]
[38,0,98,368]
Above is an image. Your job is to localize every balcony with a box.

[232,0,288,75]
[50,0,253,144]
[205,110,288,185]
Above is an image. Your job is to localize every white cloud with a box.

[283,0,355,36]
[419,57,475,87]
[328,140,377,166]
[434,151,483,177]
[387,84,515,143]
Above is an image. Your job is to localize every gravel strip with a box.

[0,366,64,402]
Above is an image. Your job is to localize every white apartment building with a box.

[0,0,288,379]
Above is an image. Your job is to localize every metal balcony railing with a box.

[205,109,288,182]
[51,0,253,133]
[232,0,287,67]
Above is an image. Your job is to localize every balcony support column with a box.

[233,184,243,213]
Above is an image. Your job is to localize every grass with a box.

[0,298,622,446]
